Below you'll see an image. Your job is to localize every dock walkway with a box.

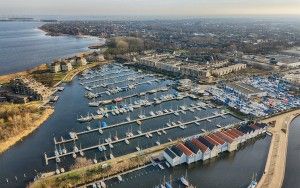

[81,72,136,85]
[93,78,162,96]
[46,112,229,163]
[56,103,208,145]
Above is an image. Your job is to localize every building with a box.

[10,77,51,101]
[163,148,181,167]
[198,136,219,158]
[176,143,196,164]
[184,140,203,162]
[191,138,211,160]
[163,124,267,167]
[61,61,73,71]
[75,56,87,66]
[215,132,238,152]
[225,82,267,99]
[204,135,222,153]
[238,126,255,139]
[208,134,228,152]
[85,51,105,62]
[170,146,186,164]
[49,61,62,73]
[211,63,247,76]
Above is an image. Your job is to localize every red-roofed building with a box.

[216,132,238,152]
[176,143,196,164]
[231,129,246,143]
[204,135,221,154]
[191,138,211,160]
[209,134,228,152]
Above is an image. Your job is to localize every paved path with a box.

[257,109,300,188]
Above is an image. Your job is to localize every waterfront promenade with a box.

[257,109,300,188]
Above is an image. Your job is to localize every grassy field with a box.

[0,102,54,153]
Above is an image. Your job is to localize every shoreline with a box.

[0,61,108,154]
[256,109,300,188]
[0,107,54,154]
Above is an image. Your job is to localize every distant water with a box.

[283,116,300,188]
[0,21,102,75]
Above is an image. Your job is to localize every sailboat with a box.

[62,144,67,154]
[247,173,257,188]
[180,170,190,187]
[98,138,103,151]
[93,154,98,164]
[79,143,84,156]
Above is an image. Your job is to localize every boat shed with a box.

[163,148,181,167]
[185,140,203,161]
[176,143,196,164]
[215,132,238,152]
[238,126,255,139]
[170,145,186,165]
[198,136,219,158]
[209,134,228,152]
[230,129,246,143]
[204,135,222,154]
[191,138,211,160]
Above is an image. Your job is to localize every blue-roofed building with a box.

[163,148,180,167]
[238,126,255,139]
[198,136,219,158]
[185,140,203,162]
[170,146,186,164]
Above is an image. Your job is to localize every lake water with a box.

[0,21,102,75]
[283,116,300,188]
[0,64,271,188]
[0,22,274,188]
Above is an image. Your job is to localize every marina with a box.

[46,112,232,163]
[43,64,248,168]
[0,63,271,188]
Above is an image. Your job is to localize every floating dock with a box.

[46,111,230,163]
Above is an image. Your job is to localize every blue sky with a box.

[0,0,300,16]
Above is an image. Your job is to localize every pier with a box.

[81,72,137,85]
[89,74,154,90]
[81,69,131,81]
[93,78,163,96]
[89,86,170,106]
[46,112,229,163]
[56,103,209,144]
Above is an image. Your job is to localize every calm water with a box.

[0,21,102,75]
[283,116,300,188]
[0,21,278,187]
[0,64,271,188]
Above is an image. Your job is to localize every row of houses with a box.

[49,52,105,73]
[211,63,247,76]
[10,77,51,101]
[163,123,267,167]
[137,54,246,79]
